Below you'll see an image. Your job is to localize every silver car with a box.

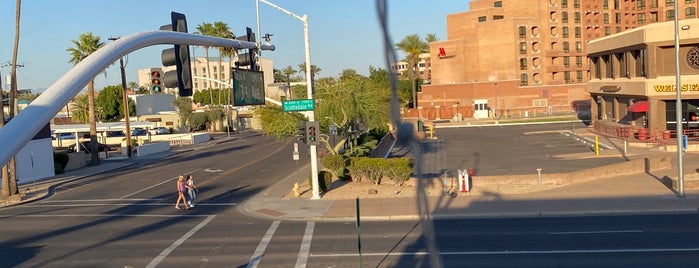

[150,127,170,135]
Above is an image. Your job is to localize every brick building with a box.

[415,0,699,121]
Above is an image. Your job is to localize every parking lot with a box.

[398,122,627,177]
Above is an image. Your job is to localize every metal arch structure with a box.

[0,30,275,168]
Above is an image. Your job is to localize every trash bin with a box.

[417,120,424,131]
[663,130,671,139]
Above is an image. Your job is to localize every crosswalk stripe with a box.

[247,220,281,268]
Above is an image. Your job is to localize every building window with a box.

[562,12,569,23]
[592,57,602,79]
[521,74,529,86]
[638,13,647,23]
[603,0,609,9]
[651,0,659,8]
[563,42,570,52]
[520,42,527,54]
[688,0,696,4]
[478,16,487,22]
[493,15,504,20]
[576,41,582,52]
[575,27,581,38]
[520,58,528,70]
[564,71,571,82]
[576,56,583,67]
[494,1,503,7]
[633,49,647,77]
[615,13,621,23]
[564,57,571,67]
[563,27,569,38]
[667,10,675,20]
[562,0,568,8]
[604,13,610,24]
[651,12,658,22]
[574,12,581,23]
[637,0,646,9]
[577,71,583,82]
[687,7,697,18]
[519,26,527,38]
[617,52,628,78]
[666,0,674,4]
[603,55,614,78]
[605,27,611,35]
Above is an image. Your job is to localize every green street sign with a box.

[283,99,315,112]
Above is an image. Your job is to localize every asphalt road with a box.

[2,128,698,267]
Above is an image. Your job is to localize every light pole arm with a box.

[0,30,275,168]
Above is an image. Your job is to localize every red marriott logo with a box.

[437,48,455,59]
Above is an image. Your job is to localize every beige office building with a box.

[588,19,699,137]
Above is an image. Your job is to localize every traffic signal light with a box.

[305,121,319,145]
[150,68,163,93]
[298,123,306,143]
[235,27,258,70]
[160,11,193,97]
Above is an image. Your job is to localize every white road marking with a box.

[295,221,315,268]
[146,215,216,268]
[310,247,699,257]
[20,202,237,207]
[0,214,213,218]
[247,220,281,268]
[119,168,200,199]
[548,230,643,235]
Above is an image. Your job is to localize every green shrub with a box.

[322,155,347,180]
[53,152,69,174]
[347,157,413,185]
[308,171,333,192]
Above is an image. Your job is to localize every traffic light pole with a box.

[259,0,321,199]
[0,30,275,169]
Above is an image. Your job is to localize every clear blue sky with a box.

[0,0,469,91]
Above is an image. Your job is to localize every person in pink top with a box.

[175,175,190,210]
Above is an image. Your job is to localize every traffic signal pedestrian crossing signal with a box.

[305,121,319,145]
[151,69,162,93]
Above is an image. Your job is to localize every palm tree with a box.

[195,22,215,105]
[395,34,428,108]
[2,0,21,199]
[70,94,91,123]
[66,32,104,165]
[212,21,233,106]
[282,66,296,99]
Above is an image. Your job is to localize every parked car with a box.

[131,128,148,136]
[150,127,170,135]
[68,141,110,154]
[52,132,76,140]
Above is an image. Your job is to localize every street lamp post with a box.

[672,2,685,197]
[108,37,132,158]
[258,0,321,199]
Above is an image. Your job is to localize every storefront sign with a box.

[653,83,699,92]
[600,85,621,92]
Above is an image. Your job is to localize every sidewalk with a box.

[5,128,699,223]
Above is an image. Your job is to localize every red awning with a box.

[627,101,648,113]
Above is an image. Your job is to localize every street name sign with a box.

[283,99,315,112]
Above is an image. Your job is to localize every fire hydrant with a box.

[293,182,301,197]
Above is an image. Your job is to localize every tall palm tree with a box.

[212,21,233,106]
[66,32,104,165]
[195,22,215,105]
[282,66,296,99]
[297,63,322,97]
[70,94,91,123]
[395,34,428,108]
[2,0,21,199]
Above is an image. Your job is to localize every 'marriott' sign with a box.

[654,84,699,92]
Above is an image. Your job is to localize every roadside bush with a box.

[308,170,333,192]
[321,155,348,180]
[53,152,69,174]
[347,157,412,185]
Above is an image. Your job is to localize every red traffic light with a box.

[151,71,161,78]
